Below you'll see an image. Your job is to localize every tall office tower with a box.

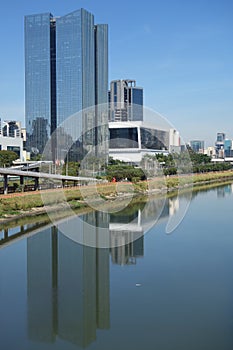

[94,24,109,156]
[215,132,226,158]
[25,13,54,154]
[109,80,143,122]
[190,140,204,153]
[25,9,108,156]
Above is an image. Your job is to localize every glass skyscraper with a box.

[190,140,205,153]
[25,13,53,154]
[108,80,143,122]
[25,9,108,156]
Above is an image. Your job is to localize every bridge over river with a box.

[0,167,99,194]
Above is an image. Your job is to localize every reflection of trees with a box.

[110,201,146,223]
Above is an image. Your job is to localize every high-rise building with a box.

[215,132,226,158]
[224,139,233,157]
[109,80,143,122]
[190,140,204,153]
[25,9,108,155]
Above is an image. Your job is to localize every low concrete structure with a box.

[109,121,180,164]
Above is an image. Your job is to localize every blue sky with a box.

[0,0,232,146]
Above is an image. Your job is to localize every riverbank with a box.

[1,170,233,223]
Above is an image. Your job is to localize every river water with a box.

[0,183,233,350]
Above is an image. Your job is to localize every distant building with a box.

[204,146,216,158]
[0,119,24,160]
[215,132,225,158]
[109,80,143,122]
[190,140,204,153]
[224,139,233,157]
[109,121,180,164]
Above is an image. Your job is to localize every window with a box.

[141,127,169,150]
[7,146,20,157]
[110,127,138,148]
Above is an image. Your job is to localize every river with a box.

[0,183,233,350]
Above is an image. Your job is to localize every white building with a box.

[109,121,180,164]
[0,119,24,160]
[204,146,216,158]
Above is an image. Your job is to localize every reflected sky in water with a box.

[1,184,233,349]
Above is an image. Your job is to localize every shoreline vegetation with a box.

[1,170,233,225]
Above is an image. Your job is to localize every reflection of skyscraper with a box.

[169,197,179,216]
[109,208,144,266]
[27,224,110,347]
[110,234,144,265]
[26,197,180,346]
[27,227,57,342]
[217,185,232,198]
[57,234,97,347]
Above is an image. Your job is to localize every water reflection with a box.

[27,227,110,347]
[26,195,179,348]
[217,184,233,198]
[2,185,233,349]
[0,220,51,246]
[1,183,232,249]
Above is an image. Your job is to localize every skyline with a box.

[0,0,232,146]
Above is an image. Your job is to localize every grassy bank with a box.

[0,170,233,221]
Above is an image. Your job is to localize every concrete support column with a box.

[20,176,24,185]
[34,177,39,191]
[62,179,65,188]
[4,174,8,195]
[20,175,24,192]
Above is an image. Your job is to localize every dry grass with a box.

[1,170,233,218]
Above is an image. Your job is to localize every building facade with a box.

[0,120,24,160]
[215,132,225,158]
[25,9,108,156]
[109,121,180,164]
[190,140,204,153]
[109,80,143,122]
[224,139,233,158]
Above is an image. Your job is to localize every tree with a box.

[62,161,80,176]
[0,150,18,167]
[106,164,146,182]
